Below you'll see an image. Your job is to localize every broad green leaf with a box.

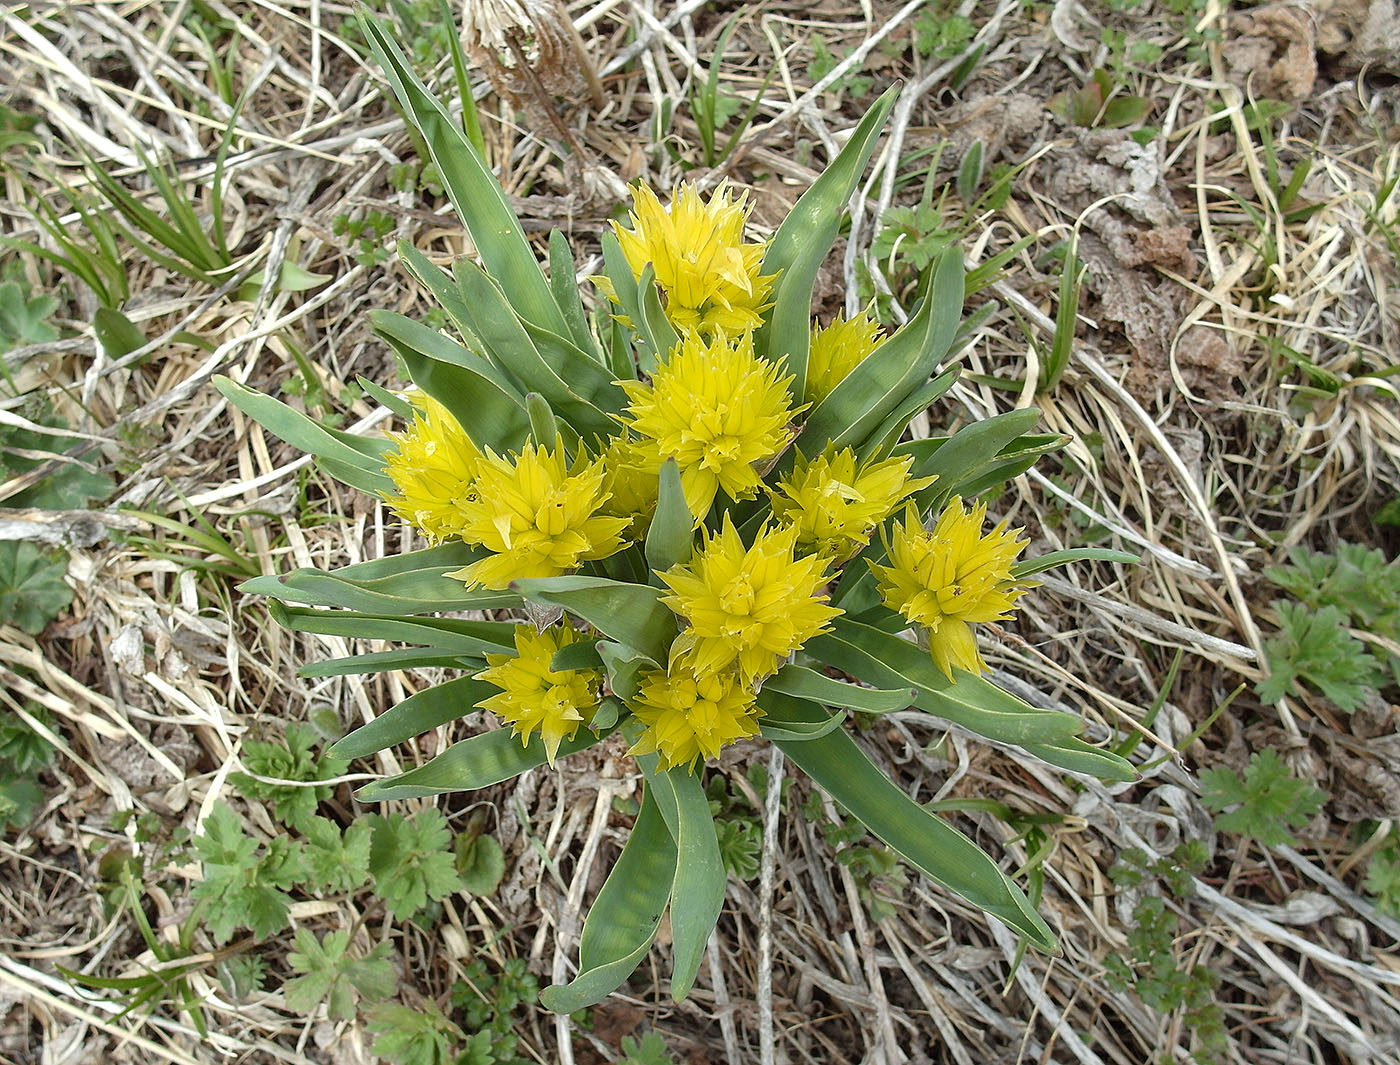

[370,309,531,452]
[93,306,145,357]
[635,263,680,375]
[330,676,498,759]
[1023,739,1135,782]
[596,640,656,703]
[511,576,676,662]
[807,619,1082,744]
[357,723,613,800]
[755,693,849,741]
[798,249,964,457]
[0,541,73,634]
[272,604,519,655]
[214,377,393,495]
[764,693,1055,951]
[642,763,725,1002]
[299,649,474,678]
[856,369,959,463]
[765,664,914,714]
[241,565,516,615]
[645,459,693,576]
[540,785,675,1013]
[549,638,605,673]
[759,84,899,398]
[549,229,603,359]
[1011,547,1138,579]
[396,240,485,349]
[360,17,568,336]
[452,257,619,431]
[320,542,478,581]
[896,407,1042,503]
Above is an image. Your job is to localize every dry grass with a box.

[2,1,1399,1062]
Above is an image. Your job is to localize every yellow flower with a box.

[629,658,760,770]
[599,433,662,538]
[445,441,631,590]
[658,515,840,685]
[770,447,936,562]
[476,624,601,766]
[619,331,801,520]
[383,394,481,542]
[608,181,776,336]
[805,310,883,405]
[870,498,1031,679]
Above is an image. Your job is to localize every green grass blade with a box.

[330,675,497,759]
[764,693,1056,951]
[549,229,603,358]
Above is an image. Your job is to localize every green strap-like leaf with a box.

[549,230,604,359]
[807,619,1082,744]
[396,240,486,349]
[298,648,473,678]
[356,723,613,800]
[1011,547,1139,579]
[214,377,393,495]
[645,459,693,576]
[896,407,1042,506]
[765,664,915,714]
[1023,739,1135,782]
[330,675,497,759]
[758,84,900,398]
[321,542,479,581]
[272,604,518,654]
[856,369,959,463]
[596,640,656,703]
[641,762,725,1002]
[540,783,676,1013]
[241,566,517,615]
[511,576,676,663]
[798,248,964,457]
[763,693,1055,951]
[360,16,568,336]
[371,309,531,453]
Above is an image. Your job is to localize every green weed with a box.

[1199,749,1327,847]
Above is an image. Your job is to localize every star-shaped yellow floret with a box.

[870,498,1031,678]
[445,440,630,590]
[805,310,883,405]
[476,624,601,766]
[383,394,481,542]
[658,515,840,685]
[629,657,760,771]
[619,331,801,521]
[770,447,937,563]
[609,180,777,336]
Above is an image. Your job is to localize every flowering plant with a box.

[217,17,1135,1012]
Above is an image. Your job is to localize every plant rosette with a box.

[218,14,1137,1013]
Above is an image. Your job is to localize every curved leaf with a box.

[645,459,693,575]
[511,576,676,662]
[272,604,518,655]
[242,565,516,615]
[764,693,1055,951]
[765,664,914,714]
[540,784,676,1013]
[298,648,472,678]
[357,723,613,800]
[1024,739,1135,782]
[330,676,496,759]
[1011,547,1138,579]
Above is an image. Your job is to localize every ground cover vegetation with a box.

[1,1,1398,1063]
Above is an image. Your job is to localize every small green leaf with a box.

[330,676,499,760]
[645,459,694,575]
[764,664,914,714]
[0,542,73,634]
[511,576,676,663]
[456,832,506,895]
[1011,547,1138,578]
[368,809,464,919]
[1200,749,1327,847]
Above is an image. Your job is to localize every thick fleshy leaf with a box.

[797,248,964,458]
[356,723,613,800]
[856,369,960,463]
[330,676,497,759]
[549,229,603,359]
[641,761,725,1002]
[395,240,483,349]
[1012,547,1138,579]
[549,639,605,673]
[370,310,531,452]
[759,84,899,398]
[806,619,1082,744]
[645,459,693,576]
[323,542,479,581]
[765,664,914,714]
[896,407,1043,507]
[298,648,472,678]
[596,640,656,703]
[241,566,517,615]
[511,577,676,663]
[360,17,567,336]
[1024,739,1136,781]
[272,604,518,655]
[214,377,393,495]
[763,692,1055,951]
[356,375,414,418]
[540,784,676,1013]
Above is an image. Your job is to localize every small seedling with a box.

[1199,749,1327,848]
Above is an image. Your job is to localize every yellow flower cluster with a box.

[871,498,1032,679]
[380,181,1033,772]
